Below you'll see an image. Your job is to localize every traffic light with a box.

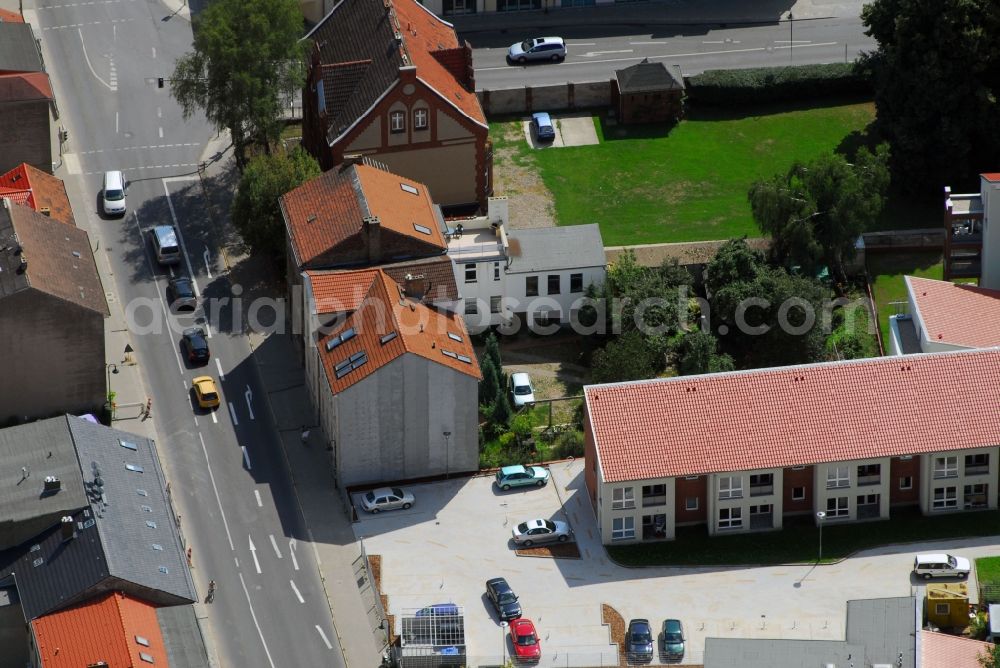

[158,77,165,89]
[59,128,68,143]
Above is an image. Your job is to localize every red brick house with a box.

[301,0,490,210]
[584,349,1000,544]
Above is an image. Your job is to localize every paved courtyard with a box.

[352,460,994,666]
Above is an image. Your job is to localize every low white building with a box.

[448,197,607,333]
[888,275,1000,354]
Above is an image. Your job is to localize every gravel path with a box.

[491,121,557,229]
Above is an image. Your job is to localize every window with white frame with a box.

[493,262,501,281]
[933,456,958,479]
[932,486,958,509]
[826,466,850,489]
[464,263,476,283]
[718,507,742,529]
[612,487,635,510]
[611,516,635,540]
[685,497,698,511]
[525,276,539,296]
[464,299,478,315]
[899,476,913,490]
[413,108,428,130]
[964,483,988,508]
[490,296,502,314]
[965,453,989,474]
[390,110,406,133]
[826,496,849,517]
[570,273,583,293]
[792,486,806,501]
[718,476,743,499]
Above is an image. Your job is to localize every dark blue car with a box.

[531,112,555,143]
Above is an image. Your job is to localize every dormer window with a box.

[414,108,428,130]
[390,111,406,133]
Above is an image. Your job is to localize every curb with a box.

[452,13,836,36]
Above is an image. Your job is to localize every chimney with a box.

[43,475,61,494]
[403,273,426,300]
[60,516,75,542]
[363,216,381,264]
[39,207,51,217]
[16,255,27,274]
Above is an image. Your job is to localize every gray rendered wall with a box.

[479,82,611,116]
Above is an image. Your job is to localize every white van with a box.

[913,553,971,580]
[152,225,181,265]
[102,170,127,216]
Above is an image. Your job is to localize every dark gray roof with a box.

[305,0,404,141]
[157,605,211,668]
[0,585,28,668]
[704,638,866,668]
[846,597,917,667]
[506,224,606,274]
[0,23,43,74]
[615,58,684,93]
[0,417,89,551]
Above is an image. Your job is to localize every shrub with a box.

[552,430,585,459]
[686,63,872,106]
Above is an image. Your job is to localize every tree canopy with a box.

[861,0,1000,191]
[231,147,320,267]
[675,329,734,376]
[748,145,890,283]
[171,0,309,167]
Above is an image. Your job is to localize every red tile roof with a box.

[32,592,167,667]
[312,269,479,394]
[281,161,446,267]
[585,349,1000,483]
[0,8,24,22]
[907,276,1000,349]
[0,163,76,226]
[393,0,486,126]
[983,173,1000,182]
[309,268,382,315]
[921,630,993,668]
[0,71,52,102]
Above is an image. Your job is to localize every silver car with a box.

[360,487,414,513]
[507,36,566,64]
[511,518,570,546]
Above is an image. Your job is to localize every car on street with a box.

[531,113,555,143]
[495,464,549,490]
[485,577,522,621]
[360,487,414,513]
[167,277,197,311]
[101,170,127,216]
[181,327,210,365]
[511,518,570,547]
[913,553,971,579]
[510,618,541,662]
[660,619,685,660]
[627,619,654,663]
[191,375,220,409]
[507,36,566,64]
[510,372,536,407]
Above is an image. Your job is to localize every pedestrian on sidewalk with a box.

[300,425,310,445]
[206,579,216,603]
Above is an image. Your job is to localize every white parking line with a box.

[228,402,238,425]
[211,410,218,424]
[290,580,305,603]
[254,489,263,507]
[78,28,115,91]
[215,357,225,379]
[316,626,333,649]
[269,534,282,559]
[245,386,255,420]
[289,539,299,571]
[242,445,252,470]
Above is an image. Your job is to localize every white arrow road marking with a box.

[203,249,213,279]
[290,580,304,603]
[269,534,282,559]
[242,446,252,470]
[288,538,299,571]
[249,535,261,574]
[228,402,238,425]
[316,626,333,649]
[215,358,224,379]
[254,490,263,507]
[245,386,255,420]
[580,49,634,57]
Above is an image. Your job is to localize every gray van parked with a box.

[152,225,181,265]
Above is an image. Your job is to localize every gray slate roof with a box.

[705,638,866,668]
[158,605,211,668]
[615,58,684,93]
[846,596,917,667]
[0,416,194,620]
[506,224,606,274]
[0,23,43,74]
[0,418,89,551]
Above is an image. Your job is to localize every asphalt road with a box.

[32,1,343,666]
[470,16,876,89]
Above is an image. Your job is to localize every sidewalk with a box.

[447,0,864,35]
[198,149,386,668]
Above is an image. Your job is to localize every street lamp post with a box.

[789,12,794,64]
[443,431,452,478]
[501,620,508,666]
[816,511,826,563]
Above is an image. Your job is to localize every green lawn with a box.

[977,557,1000,585]
[867,251,944,345]
[609,507,1000,567]
[492,102,883,246]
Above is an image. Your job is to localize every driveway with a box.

[353,461,989,666]
[522,112,600,149]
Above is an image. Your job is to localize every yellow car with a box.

[192,376,220,409]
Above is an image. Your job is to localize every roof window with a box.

[447,332,463,342]
[380,331,398,345]
[325,327,357,352]
[413,223,432,235]
[441,349,458,359]
[401,183,419,195]
[119,439,138,451]
[335,351,368,379]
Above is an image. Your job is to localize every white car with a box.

[913,553,971,579]
[510,372,535,407]
[511,518,570,546]
[360,487,414,513]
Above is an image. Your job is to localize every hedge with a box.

[684,63,872,106]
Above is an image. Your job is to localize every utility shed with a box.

[613,58,685,125]
[925,582,970,628]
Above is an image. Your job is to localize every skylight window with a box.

[119,439,138,451]
[335,351,369,379]
[152,544,163,551]
[140,652,154,664]
[136,636,150,647]
[400,183,419,195]
[137,489,148,497]
[447,332,463,342]
[146,521,157,529]
[325,327,357,352]
[441,349,458,359]
[457,354,472,364]
[380,331,398,345]
[125,463,144,473]
[141,505,153,513]
[413,223,432,235]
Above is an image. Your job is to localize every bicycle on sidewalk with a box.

[206,579,217,604]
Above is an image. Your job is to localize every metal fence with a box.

[357,538,391,652]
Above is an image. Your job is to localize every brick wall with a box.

[674,476,707,524]
[783,466,814,514]
[890,456,921,505]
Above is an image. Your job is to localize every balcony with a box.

[749,512,773,530]
[965,465,990,476]
[642,494,667,507]
[826,481,850,490]
[857,475,881,487]
[964,494,988,510]
[933,471,958,480]
[749,484,773,497]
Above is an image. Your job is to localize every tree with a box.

[171,0,310,168]
[484,333,503,375]
[861,0,1000,192]
[591,331,665,384]
[479,356,499,408]
[748,145,890,284]
[979,642,1000,668]
[675,329,734,376]
[231,148,320,267]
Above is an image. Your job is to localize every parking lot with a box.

[353,460,995,666]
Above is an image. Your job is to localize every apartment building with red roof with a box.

[889,276,1000,355]
[583,348,1000,544]
[300,0,490,209]
[303,268,480,486]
